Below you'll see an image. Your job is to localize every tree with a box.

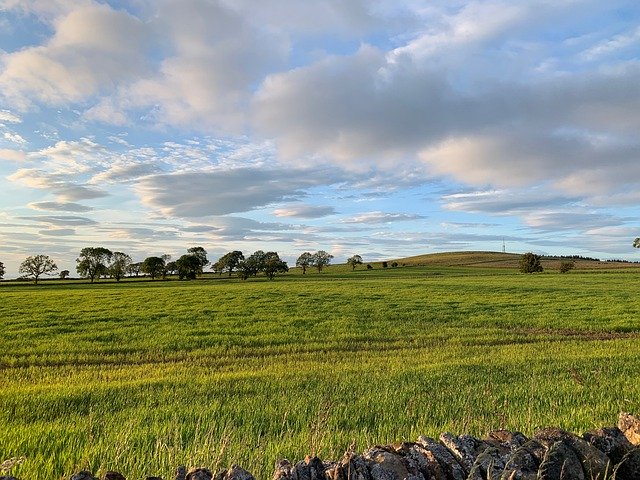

[0,261,4,279]
[161,254,172,280]
[263,252,288,280]
[216,251,244,277]
[176,254,201,280]
[187,246,209,275]
[296,252,313,274]
[382,261,388,268]
[166,261,177,276]
[128,262,142,277]
[109,252,132,282]
[347,254,363,271]
[311,250,333,273]
[76,247,113,282]
[237,251,266,279]
[141,256,165,280]
[60,270,70,279]
[19,255,58,284]
[559,261,575,273]
[519,252,543,273]
[634,238,640,249]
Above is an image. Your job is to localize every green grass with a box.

[1,265,639,479]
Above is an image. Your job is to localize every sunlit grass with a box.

[1,266,639,479]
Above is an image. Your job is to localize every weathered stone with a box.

[619,412,640,446]
[532,428,574,448]
[145,477,163,480]
[466,446,509,480]
[288,455,326,480]
[499,440,543,480]
[325,452,371,480]
[583,426,631,463]
[273,460,294,480]
[0,476,19,480]
[395,442,447,480]
[222,465,254,480]
[363,446,422,480]
[186,467,213,480]
[416,436,466,480]
[486,430,528,451]
[70,472,98,480]
[438,432,487,473]
[175,466,187,480]
[103,472,126,480]
[612,448,640,480]
[537,441,584,480]
[563,436,611,480]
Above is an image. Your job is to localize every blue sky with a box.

[0,0,639,277]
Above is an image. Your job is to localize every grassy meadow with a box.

[1,258,640,479]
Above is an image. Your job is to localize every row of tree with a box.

[3,248,347,283]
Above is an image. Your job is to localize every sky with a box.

[0,0,639,278]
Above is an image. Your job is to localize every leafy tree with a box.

[296,252,313,274]
[165,261,177,276]
[109,252,132,281]
[263,252,288,280]
[0,261,4,279]
[311,250,333,273]
[176,254,202,280]
[237,251,266,279]
[76,247,113,282]
[141,256,165,280]
[128,262,142,277]
[187,246,209,274]
[519,252,543,273]
[391,262,398,268]
[161,254,172,279]
[382,261,388,268]
[559,261,575,273]
[211,260,224,275]
[19,254,58,284]
[217,251,244,277]
[347,254,363,271]
[60,270,70,279]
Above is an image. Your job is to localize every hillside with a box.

[390,250,640,270]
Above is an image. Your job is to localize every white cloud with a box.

[273,204,336,219]
[341,211,425,224]
[0,110,21,123]
[28,201,93,213]
[3,131,26,144]
[0,148,26,162]
[581,26,640,61]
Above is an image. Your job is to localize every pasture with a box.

[1,263,639,479]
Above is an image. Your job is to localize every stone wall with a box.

[2,412,639,480]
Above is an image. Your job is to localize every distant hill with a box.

[390,251,640,270]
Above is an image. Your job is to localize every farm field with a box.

[1,263,640,479]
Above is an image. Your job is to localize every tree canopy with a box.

[176,254,201,279]
[295,252,313,274]
[347,254,363,271]
[109,252,132,281]
[519,252,543,273]
[216,251,244,277]
[0,261,4,280]
[19,255,58,284]
[311,250,333,272]
[77,247,113,282]
[141,256,165,280]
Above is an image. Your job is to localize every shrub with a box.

[391,262,398,268]
[366,264,373,270]
[559,261,575,273]
[519,252,543,273]
[382,261,388,268]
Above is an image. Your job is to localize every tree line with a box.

[2,248,359,284]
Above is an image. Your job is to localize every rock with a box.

[537,441,584,480]
[486,430,528,451]
[416,436,466,480]
[325,452,371,480]
[563,436,611,480]
[0,476,19,480]
[583,426,631,463]
[288,456,326,480]
[619,412,640,446]
[611,448,640,480]
[175,466,187,480]
[273,460,294,480]
[438,432,487,473]
[103,472,126,480]
[531,428,574,448]
[186,468,213,480]
[363,446,422,480]
[499,440,544,480]
[220,465,254,480]
[394,442,447,480]
[145,477,163,480]
[466,446,509,480]
[70,472,98,480]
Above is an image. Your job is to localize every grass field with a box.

[1,259,640,479]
